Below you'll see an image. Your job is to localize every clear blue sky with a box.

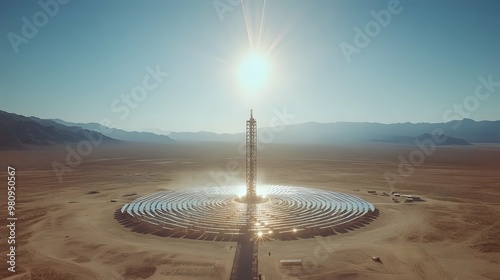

[1,0,499,133]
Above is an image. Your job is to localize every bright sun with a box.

[238,52,270,92]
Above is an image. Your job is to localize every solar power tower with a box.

[246,110,257,200]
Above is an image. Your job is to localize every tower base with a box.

[234,195,269,204]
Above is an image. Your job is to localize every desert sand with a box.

[1,142,499,279]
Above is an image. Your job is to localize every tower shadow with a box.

[230,203,258,280]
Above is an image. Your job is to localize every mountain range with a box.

[168,119,500,144]
[369,133,471,146]
[1,109,500,148]
[50,119,174,144]
[0,110,115,148]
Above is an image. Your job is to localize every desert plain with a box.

[0,142,499,280]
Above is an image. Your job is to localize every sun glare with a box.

[238,52,270,92]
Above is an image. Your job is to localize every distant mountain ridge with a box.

[0,110,115,148]
[45,118,500,145]
[51,119,174,144]
[168,131,242,142]
[2,109,500,147]
[369,133,471,146]
[169,119,500,144]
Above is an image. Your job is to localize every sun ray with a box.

[202,52,232,66]
[266,28,286,56]
[241,0,254,50]
[212,57,231,66]
[257,0,268,50]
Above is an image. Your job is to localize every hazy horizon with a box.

[3,107,500,136]
[1,0,499,134]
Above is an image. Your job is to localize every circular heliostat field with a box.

[115,185,378,241]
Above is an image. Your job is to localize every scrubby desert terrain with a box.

[1,142,499,279]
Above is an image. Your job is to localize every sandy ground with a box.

[0,142,499,279]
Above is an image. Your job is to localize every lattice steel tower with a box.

[246,109,257,199]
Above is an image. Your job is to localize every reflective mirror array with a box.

[115,185,378,241]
